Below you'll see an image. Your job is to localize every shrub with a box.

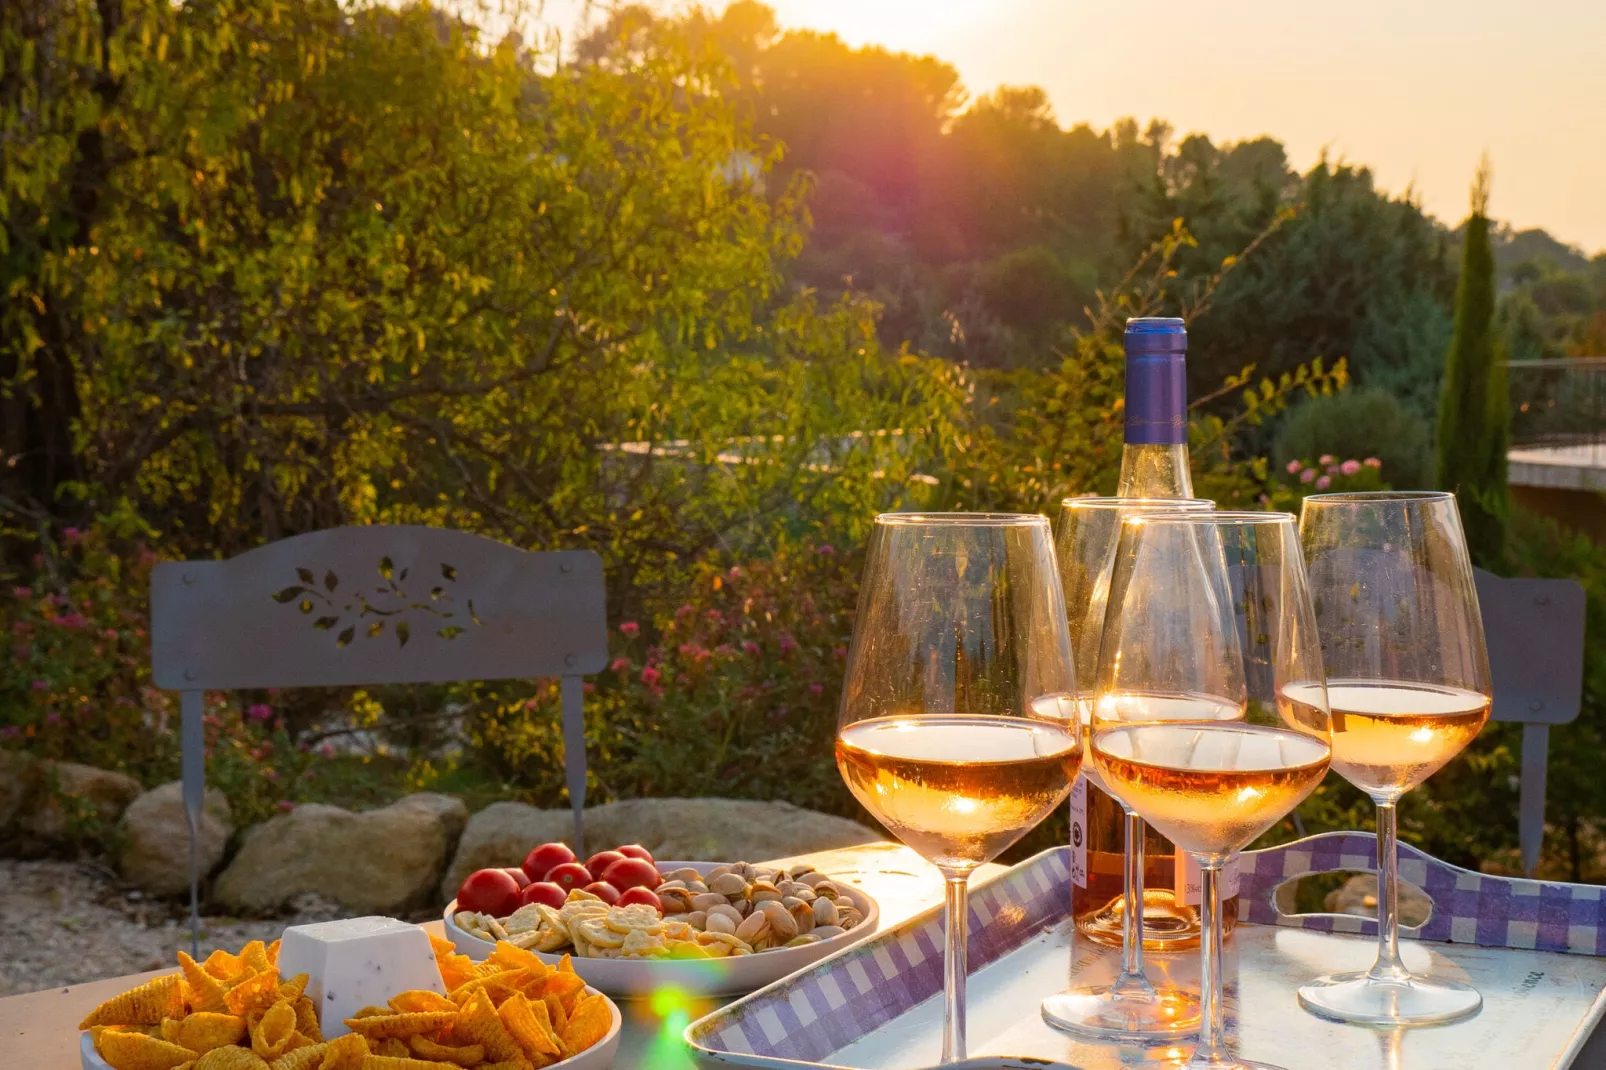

[1272,387,1433,490]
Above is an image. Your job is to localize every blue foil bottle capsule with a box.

[1123,317,1188,446]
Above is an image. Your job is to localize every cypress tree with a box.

[1436,157,1510,565]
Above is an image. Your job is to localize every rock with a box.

[21,762,143,844]
[582,798,881,863]
[440,802,574,900]
[0,750,43,837]
[117,781,234,897]
[391,792,469,847]
[215,793,466,915]
[1324,873,1433,928]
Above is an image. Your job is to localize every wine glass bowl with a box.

[1295,491,1493,1027]
[1091,511,1331,1070]
[835,512,1082,1062]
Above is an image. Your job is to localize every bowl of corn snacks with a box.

[79,930,621,1070]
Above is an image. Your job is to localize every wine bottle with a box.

[1071,315,1241,950]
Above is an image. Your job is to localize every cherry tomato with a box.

[522,842,577,883]
[617,886,662,912]
[584,850,625,883]
[503,867,531,890]
[457,869,521,917]
[601,856,662,891]
[615,844,655,865]
[519,881,568,910]
[583,881,621,905]
[545,862,593,893]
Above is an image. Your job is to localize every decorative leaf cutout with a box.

[336,626,356,647]
[313,616,340,631]
[438,625,465,640]
[467,599,483,625]
[272,586,306,603]
[368,621,384,638]
[441,563,457,581]
[396,621,411,647]
[324,570,339,592]
[379,556,394,581]
[297,568,316,585]
[430,586,444,600]
[299,599,314,614]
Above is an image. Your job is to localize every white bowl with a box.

[445,860,881,998]
[81,985,622,1070]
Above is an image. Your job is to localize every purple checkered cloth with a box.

[1238,830,1606,955]
[687,837,1606,1063]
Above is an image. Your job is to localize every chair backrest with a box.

[1473,567,1587,875]
[152,525,607,688]
[151,526,607,950]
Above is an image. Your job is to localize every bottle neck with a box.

[1124,351,1188,447]
[1117,442,1194,498]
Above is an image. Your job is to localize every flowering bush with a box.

[1268,454,1387,505]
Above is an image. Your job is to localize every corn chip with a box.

[453,991,522,1064]
[193,1046,271,1069]
[251,1000,300,1060]
[318,1033,370,1070]
[240,942,272,974]
[179,953,231,1015]
[225,970,283,1019]
[559,992,609,1053]
[408,1034,485,1065]
[387,991,456,1015]
[82,975,185,1029]
[203,950,244,982]
[342,1011,456,1041]
[497,994,560,1061]
[292,997,321,1044]
[168,1012,248,1054]
[95,1031,198,1070]
[267,1044,328,1070]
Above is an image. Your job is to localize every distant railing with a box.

[1508,357,1606,467]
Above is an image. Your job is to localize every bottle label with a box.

[1124,353,1188,446]
[1174,851,1241,905]
[1069,776,1088,888]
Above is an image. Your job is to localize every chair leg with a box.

[181,690,205,958]
[1519,723,1550,878]
[561,676,586,853]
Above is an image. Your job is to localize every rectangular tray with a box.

[685,839,1606,1070]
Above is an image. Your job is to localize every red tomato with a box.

[615,844,655,865]
[522,842,577,883]
[601,856,661,892]
[584,850,626,883]
[503,867,532,890]
[457,869,521,917]
[617,886,662,912]
[546,862,593,893]
[519,881,568,910]
[583,881,621,905]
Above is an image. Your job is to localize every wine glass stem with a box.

[1369,800,1409,983]
[1195,858,1227,1066]
[1113,808,1154,997]
[942,872,969,1063]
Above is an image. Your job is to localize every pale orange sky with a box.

[541,0,1606,254]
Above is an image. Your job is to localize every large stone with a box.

[0,749,43,836]
[582,798,881,864]
[117,781,234,897]
[22,761,143,843]
[1324,873,1434,928]
[439,802,574,901]
[216,793,467,915]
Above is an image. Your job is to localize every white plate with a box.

[81,984,622,1070]
[444,860,881,998]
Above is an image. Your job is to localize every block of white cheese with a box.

[276,917,445,1038]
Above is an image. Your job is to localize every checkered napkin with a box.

[685,853,1074,1063]
[1238,830,1606,955]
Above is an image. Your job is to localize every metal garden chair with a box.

[1474,567,1587,876]
[150,526,608,952]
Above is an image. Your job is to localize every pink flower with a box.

[610,657,631,672]
[0,726,19,740]
[1364,457,1382,468]
[63,527,82,542]
[1318,454,1335,466]
[714,643,734,657]
[55,613,87,629]
[816,544,835,556]
[11,586,30,598]
[675,604,694,619]
[619,621,639,636]
[582,682,595,694]
[103,628,118,640]
[246,703,273,723]
[1340,459,1361,476]
[728,566,742,579]
[809,683,824,694]
[779,635,797,654]
[320,743,336,757]
[742,641,760,656]
[31,680,48,692]
[276,800,296,813]
[46,712,62,725]
[1285,460,1302,475]
[1299,469,1317,484]
[1315,475,1332,490]
[641,666,662,686]
[833,645,848,659]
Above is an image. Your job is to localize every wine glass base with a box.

[1041,985,1200,1041]
[1184,1058,1287,1070]
[1297,970,1483,1026]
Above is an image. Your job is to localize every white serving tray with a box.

[445,860,880,999]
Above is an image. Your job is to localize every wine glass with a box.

[1295,491,1492,1026]
[836,513,1082,1063]
[1042,497,1212,1041]
[1093,512,1331,1070]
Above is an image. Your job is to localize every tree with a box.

[1436,158,1510,565]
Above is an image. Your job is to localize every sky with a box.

[539,0,1606,255]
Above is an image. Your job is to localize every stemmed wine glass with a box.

[1093,512,1332,1070]
[836,513,1082,1063]
[1295,492,1492,1026]
[1041,497,1212,1041]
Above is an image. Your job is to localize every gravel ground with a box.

[0,859,350,996]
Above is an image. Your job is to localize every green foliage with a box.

[1436,164,1511,566]
[1273,388,1432,490]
